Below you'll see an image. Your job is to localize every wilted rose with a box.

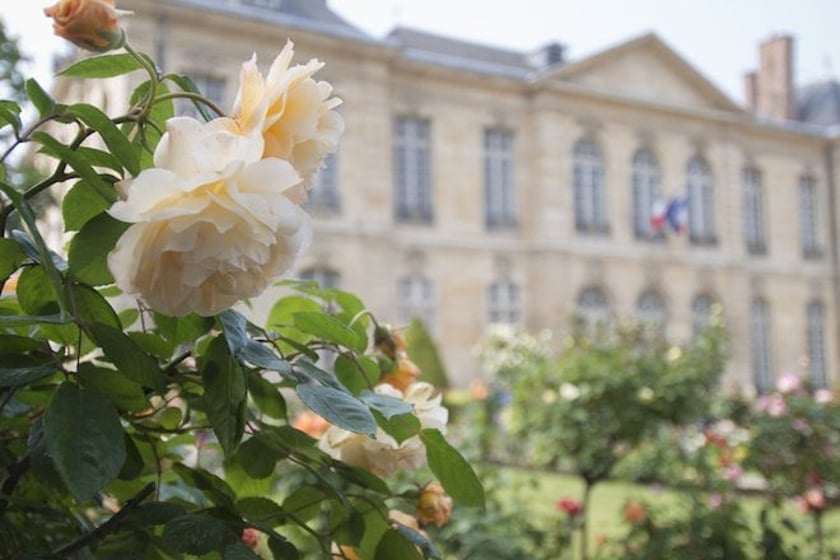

[416,481,454,528]
[108,117,310,316]
[233,41,344,187]
[44,0,128,52]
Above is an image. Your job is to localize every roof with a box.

[797,79,840,126]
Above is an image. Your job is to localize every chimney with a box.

[750,34,795,120]
[528,42,566,69]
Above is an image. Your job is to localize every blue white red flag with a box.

[650,196,688,234]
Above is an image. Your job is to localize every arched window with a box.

[691,293,715,336]
[576,286,610,331]
[487,280,521,325]
[397,275,435,330]
[686,156,715,244]
[742,167,765,254]
[636,289,666,333]
[631,149,661,239]
[573,138,608,233]
[806,300,827,388]
[750,297,773,393]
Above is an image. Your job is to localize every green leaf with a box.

[360,390,414,419]
[224,544,262,560]
[293,311,365,352]
[0,100,22,134]
[0,354,59,387]
[296,382,376,436]
[10,229,68,271]
[58,53,144,78]
[17,265,60,315]
[25,78,55,118]
[154,312,214,346]
[239,342,294,378]
[0,238,25,282]
[420,429,485,509]
[230,436,280,479]
[68,212,131,286]
[247,372,286,419]
[67,282,121,329]
[44,382,127,502]
[85,322,165,389]
[294,359,346,392]
[162,513,226,555]
[132,502,187,526]
[236,497,286,525]
[77,362,148,412]
[374,410,420,445]
[218,309,249,352]
[282,485,325,522]
[334,355,376,395]
[118,433,144,480]
[62,180,116,232]
[31,131,115,200]
[0,334,46,353]
[67,103,140,175]
[201,335,247,456]
[375,528,423,560]
[265,295,322,350]
[267,535,299,560]
[172,463,236,510]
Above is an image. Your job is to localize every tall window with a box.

[397,275,435,329]
[299,267,341,291]
[691,293,715,336]
[307,152,340,212]
[576,286,610,331]
[394,117,432,223]
[799,176,821,258]
[573,138,608,233]
[631,149,661,239]
[484,129,516,228]
[750,297,774,393]
[742,168,766,254]
[687,156,715,244]
[806,301,827,388]
[177,74,226,119]
[636,289,666,333]
[487,280,521,325]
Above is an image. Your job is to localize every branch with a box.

[53,482,156,556]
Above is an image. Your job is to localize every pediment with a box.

[542,33,744,114]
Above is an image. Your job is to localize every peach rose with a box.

[44,0,128,52]
[108,116,310,316]
[232,41,344,188]
[416,481,454,527]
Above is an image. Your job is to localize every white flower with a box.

[559,382,580,401]
[233,41,344,188]
[318,382,448,477]
[108,117,310,316]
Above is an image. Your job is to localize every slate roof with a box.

[797,78,840,126]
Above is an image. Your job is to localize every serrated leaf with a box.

[201,335,247,456]
[58,53,144,79]
[85,322,165,389]
[77,362,148,412]
[44,382,126,502]
[293,311,365,352]
[247,373,286,419]
[68,212,130,286]
[62,180,116,231]
[25,78,55,118]
[0,238,25,282]
[420,429,485,509]
[296,382,376,436]
[162,513,226,555]
[67,103,140,175]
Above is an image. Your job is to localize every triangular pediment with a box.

[541,33,744,114]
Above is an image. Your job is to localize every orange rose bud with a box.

[381,358,421,392]
[44,0,127,52]
[416,481,454,528]
[374,326,407,360]
[292,410,331,439]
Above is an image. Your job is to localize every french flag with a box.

[650,196,688,234]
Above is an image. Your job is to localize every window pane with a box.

[394,117,432,223]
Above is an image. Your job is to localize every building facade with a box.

[51,0,840,390]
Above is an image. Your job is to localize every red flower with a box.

[557,497,584,516]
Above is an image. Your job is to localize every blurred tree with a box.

[0,17,28,102]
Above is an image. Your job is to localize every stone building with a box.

[51,0,840,390]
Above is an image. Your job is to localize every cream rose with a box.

[107,116,310,317]
[318,382,449,477]
[233,41,344,188]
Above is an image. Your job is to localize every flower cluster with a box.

[106,43,343,316]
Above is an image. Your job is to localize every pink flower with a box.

[722,465,743,481]
[557,497,584,516]
[776,372,802,394]
[757,393,788,417]
[804,488,826,512]
[709,493,724,509]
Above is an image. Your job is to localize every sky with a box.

[2,1,839,106]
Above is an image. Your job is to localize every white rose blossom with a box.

[318,382,449,477]
[233,40,344,188]
[107,116,310,316]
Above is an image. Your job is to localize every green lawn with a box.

[494,467,840,558]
